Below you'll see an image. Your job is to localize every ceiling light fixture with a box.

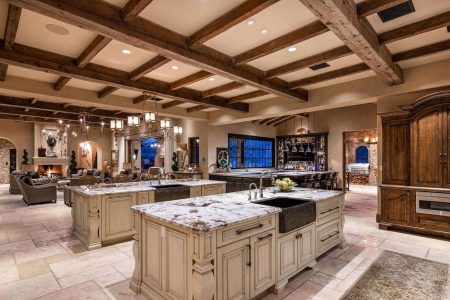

[171,65,179,70]
[208,77,216,81]
[288,47,297,52]
[122,49,132,54]
[261,28,269,34]
[247,19,255,25]
[45,24,70,36]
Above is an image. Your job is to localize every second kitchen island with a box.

[130,187,344,300]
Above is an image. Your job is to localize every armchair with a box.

[18,176,57,205]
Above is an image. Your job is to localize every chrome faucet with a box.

[157,168,163,185]
[248,183,258,200]
[259,170,274,198]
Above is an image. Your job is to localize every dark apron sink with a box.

[153,184,191,202]
[152,184,186,189]
[255,197,316,233]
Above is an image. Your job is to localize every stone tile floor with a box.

[0,185,448,300]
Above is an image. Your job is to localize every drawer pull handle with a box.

[257,233,273,241]
[320,207,339,214]
[295,233,303,239]
[320,231,339,242]
[236,223,264,235]
[246,244,251,267]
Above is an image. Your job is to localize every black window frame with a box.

[228,133,275,169]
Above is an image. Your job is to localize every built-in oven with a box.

[416,191,450,217]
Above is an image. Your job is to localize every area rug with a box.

[343,251,449,300]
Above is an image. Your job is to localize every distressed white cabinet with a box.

[101,193,137,243]
[202,184,225,196]
[190,186,202,197]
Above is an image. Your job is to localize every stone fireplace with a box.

[37,164,63,176]
[33,157,69,177]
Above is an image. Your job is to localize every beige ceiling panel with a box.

[186,76,233,91]
[242,94,275,103]
[248,31,344,71]
[139,0,245,36]
[219,86,258,98]
[205,0,318,56]
[15,10,96,58]
[366,0,450,34]
[111,89,143,98]
[387,27,450,53]
[145,61,201,82]
[203,108,220,112]
[0,0,8,39]
[178,102,198,108]
[102,0,128,8]
[90,40,158,72]
[399,53,450,69]
[279,54,364,82]
[65,79,107,91]
[304,70,376,90]
[6,65,59,82]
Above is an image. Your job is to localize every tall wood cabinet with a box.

[380,91,450,239]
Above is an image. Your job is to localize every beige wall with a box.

[0,119,34,170]
[277,104,378,187]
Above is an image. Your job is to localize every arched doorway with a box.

[0,137,17,184]
[77,141,103,170]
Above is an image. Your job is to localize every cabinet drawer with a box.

[316,218,341,257]
[217,216,275,247]
[316,198,340,226]
[202,184,223,196]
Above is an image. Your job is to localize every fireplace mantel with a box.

[33,157,69,165]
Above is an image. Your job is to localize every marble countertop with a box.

[132,187,344,232]
[69,179,225,196]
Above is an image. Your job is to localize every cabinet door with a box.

[202,184,222,196]
[412,106,443,187]
[250,230,275,298]
[190,186,202,197]
[298,224,315,267]
[381,188,410,225]
[142,221,163,290]
[101,193,137,241]
[443,105,450,188]
[165,228,188,300]
[277,231,298,281]
[217,239,250,300]
[382,120,409,185]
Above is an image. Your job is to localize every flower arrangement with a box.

[275,178,297,192]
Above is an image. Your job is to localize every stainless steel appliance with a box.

[416,191,450,217]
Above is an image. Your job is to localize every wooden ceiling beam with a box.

[97,86,119,98]
[202,81,244,97]
[266,45,352,78]
[187,105,208,113]
[273,115,295,126]
[259,117,275,125]
[162,100,184,109]
[132,94,162,104]
[357,0,409,18]
[9,0,306,102]
[299,0,402,85]
[392,40,450,63]
[188,0,280,46]
[0,113,106,127]
[54,35,112,90]
[170,71,212,90]
[122,0,154,21]
[0,95,129,119]
[227,90,270,104]
[234,21,328,65]
[0,5,22,81]
[379,11,450,45]
[267,116,289,126]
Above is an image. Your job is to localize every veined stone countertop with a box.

[69,179,226,197]
[132,187,344,232]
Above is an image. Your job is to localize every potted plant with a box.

[22,149,29,165]
[70,151,78,175]
[275,178,297,192]
[171,152,179,171]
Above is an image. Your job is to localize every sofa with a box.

[9,171,51,194]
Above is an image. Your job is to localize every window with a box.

[355,146,369,163]
[140,137,158,171]
[228,134,274,168]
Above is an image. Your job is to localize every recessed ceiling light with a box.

[247,19,255,25]
[122,49,132,54]
[288,47,297,52]
[171,65,179,70]
[45,24,70,35]
[208,77,216,81]
[261,28,269,34]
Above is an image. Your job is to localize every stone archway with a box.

[77,141,103,170]
[0,137,17,184]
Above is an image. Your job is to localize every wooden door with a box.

[443,105,450,188]
[382,120,409,185]
[217,239,250,300]
[250,230,275,298]
[298,224,315,267]
[381,188,411,225]
[411,106,443,187]
[277,231,298,281]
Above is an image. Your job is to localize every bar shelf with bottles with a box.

[276,132,328,171]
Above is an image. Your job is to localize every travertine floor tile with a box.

[0,239,35,255]
[58,265,118,288]
[0,272,60,300]
[102,280,147,300]
[36,281,109,300]
[17,258,51,279]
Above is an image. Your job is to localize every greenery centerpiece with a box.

[275,178,297,192]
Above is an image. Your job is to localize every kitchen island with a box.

[130,187,344,300]
[69,179,226,250]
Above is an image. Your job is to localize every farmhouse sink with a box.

[255,197,316,233]
[153,184,191,202]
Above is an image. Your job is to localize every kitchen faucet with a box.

[248,183,258,200]
[157,168,163,185]
[259,170,274,198]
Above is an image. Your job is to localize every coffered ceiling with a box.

[0,0,447,123]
